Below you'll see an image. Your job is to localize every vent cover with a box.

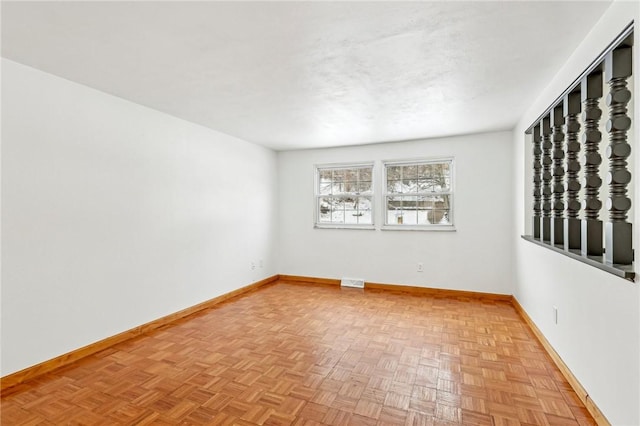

[340,277,365,288]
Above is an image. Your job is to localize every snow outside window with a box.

[383,159,454,229]
[315,163,374,228]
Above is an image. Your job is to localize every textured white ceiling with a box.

[2,1,611,151]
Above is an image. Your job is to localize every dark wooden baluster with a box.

[541,116,553,243]
[533,124,542,239]
[604,47,633,265]
[564,91,581,250]
[551,104,565,246]
[580,72,604,257]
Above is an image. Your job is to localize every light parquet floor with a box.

[1,281,596,425]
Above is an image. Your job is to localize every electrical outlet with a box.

[553,306,558,324]
[417,262,424,272]
[251,262,256,270]
[259,259,263,268]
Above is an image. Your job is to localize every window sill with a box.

[521,235,635,281]
[381,224,456,232]
[314,224,375,230]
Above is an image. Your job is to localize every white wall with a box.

[278,131,513,294]
[512,2,639,425]
[1,59,279,376]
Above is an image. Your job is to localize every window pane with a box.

[402,179,417,193]
[433,194,450,209]
[431,177,451,192]
[403,165,418,179]
[403,209,418,225]
[332,169,345,183]
[401,196,418,224]
[416,196,432,224]
[319,169,333,183]
[344,169,358,183]
[359,168,372,182]
[319,170,333,195]
[416,196,432,209]
[318,167,376,194]
[358,181,372,194]
[318,197,356,224]
[356,197,372,225]
[387,196,419,224]
[333,198,347,211]
[387,196,400,224]
[432,210,451,224]
[358,210,372,224]
[344,197,358,209]
[387,166,402,181]
[328,198,344,223]
[417,209,431,224]
[401,195,417,210]
[344,181,358,193]
[345,210,359,224]
[338,197,370,224]
[318,198,332,222]
[387,180,403,194]
[387,196,401,210]
[327,182,338,194]
[344,173,357,192]
[425,163,437,179]
[319,182,332,195]
[331,209,345,223]
[356,197,372,211]
[432,163,451,190]
[417,179,430,192]
[389,211,404,224]
[432,175,450,191]
[435,162,451,177]
[417,164,431,177]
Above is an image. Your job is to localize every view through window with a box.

[384,159,453,227]
[315,164,374,227]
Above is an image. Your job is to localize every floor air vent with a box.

[341,277,365,288]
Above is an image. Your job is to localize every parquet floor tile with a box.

[2,282,597,425]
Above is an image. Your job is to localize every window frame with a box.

[314,162,376,230]
[382,157,456,231]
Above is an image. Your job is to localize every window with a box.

[383,159,454,228]
[315,163,374,228]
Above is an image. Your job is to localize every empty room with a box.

[1,1,639,425]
